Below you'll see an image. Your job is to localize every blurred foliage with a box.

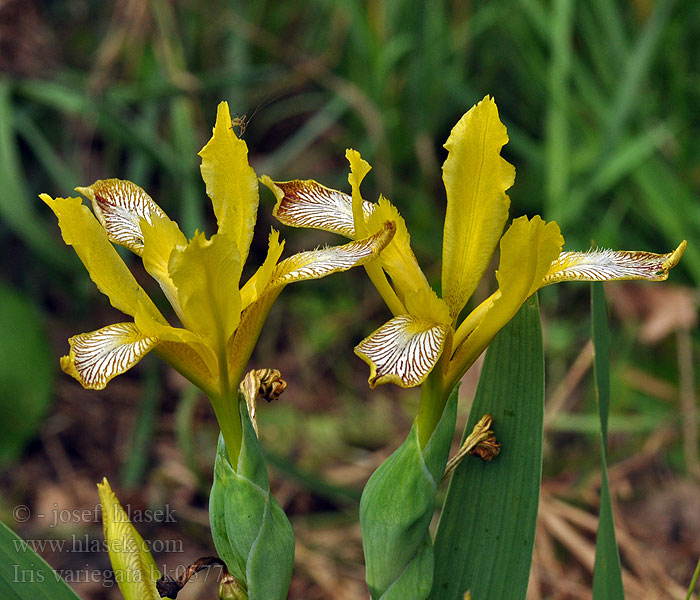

[0,283,53,464]
[0,0,697,494]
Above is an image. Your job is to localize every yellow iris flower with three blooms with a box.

[264,95,685,447]
[42,101,395,461]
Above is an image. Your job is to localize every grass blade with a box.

[431,294,544,599]
[0,80,71,269]
[591,283,625,598]
[687,554,700,600]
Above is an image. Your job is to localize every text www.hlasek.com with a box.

[13,535,183,555]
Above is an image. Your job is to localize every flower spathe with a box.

[264,95,686,444]
[43,101,395,458]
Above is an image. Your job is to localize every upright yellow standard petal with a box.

[169,231,242,350]
[41,194,162,322]
[199,101,259,266]
[447,216,563,388]
[75,179,168,256]
[441,95,515,320]
[61,322,158,390]
[346,149,371,238]
[97,478,161,600]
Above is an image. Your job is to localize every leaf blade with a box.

[432,294,544,599]
[591,282,625,599]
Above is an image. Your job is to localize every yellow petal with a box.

[41,194,162,321]
[75,179,168,256]
[263,176,375,238]
[61,323,158,390]
[346,148,371,237]
[541,240,687,285]
[441,95,515,319]
[199,101,258,266]
[140,213,188,320]
[366,195,430,302]
[239,229,285,310]
[169,231,242,350]
[447,216,563,388]
[355,315,449,388]
[97,478,161,600]
[404,286,452,325]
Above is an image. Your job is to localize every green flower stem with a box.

[210,393,243,465]
[416,353,451,448]
[213,336,243,464]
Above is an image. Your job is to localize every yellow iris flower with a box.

[263,95,685,446]
[43,101,395,459]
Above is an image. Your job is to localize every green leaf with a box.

[431,294,544,600]
[209,396,294,600]
[359,387,458,600]
[0,283,53,464]
[591,283,625,599]
[0,520,81,599]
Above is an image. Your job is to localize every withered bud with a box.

[469,434,501,461]
[442,414,500,483]
[240,369,287,436]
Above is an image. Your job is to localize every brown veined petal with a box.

[540,241,687,285]
[76,179,169,256]
[262,176,375,239]
[61,323,158,390]
[269,221,396,287]
[355,315,449,388]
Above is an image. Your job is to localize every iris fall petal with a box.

[61,323,158,390]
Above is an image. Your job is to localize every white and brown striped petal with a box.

[541,241,686,286]
[263,177,375,238]
[60,322,158,390]
[76,179,168,255]
[270,221,395,286]
[355,315,448,388]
